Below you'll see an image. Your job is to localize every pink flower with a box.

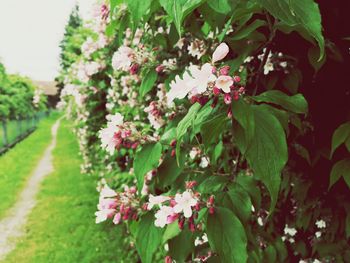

[173,191,197,218]
[188,63,217,94]
[154,206,176,228]
[212,43,229,63]
[113,213,121,224]
[147,194,171,210]
[112,46,135,71]
[215,75,233,93]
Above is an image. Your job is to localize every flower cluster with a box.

[167,43,245,108]
[99,113,140,154]
[95,184,140,224]
[147,189,202,231]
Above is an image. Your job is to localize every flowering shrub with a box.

[58,0,350,262]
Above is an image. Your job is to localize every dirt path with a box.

[0,119,60,261]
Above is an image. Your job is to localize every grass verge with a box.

[0,112,60,219]
[3,118,133,263]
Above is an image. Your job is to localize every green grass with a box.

[0,112,60,219]
[3,119,134,263]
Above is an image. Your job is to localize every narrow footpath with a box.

[0,120,60,260]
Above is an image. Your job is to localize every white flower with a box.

[244,56,254,63]
[112,46,135,71]
[264,62,274,75]
[173,191,197,218]
[315,219,326,229]
[95,209,115,223]
[154,206,175,228]
[284,225,297,236]
[212,43,229,63]
[99,113,124,155]
[315,231,322,238]
[215,75,233,93]
[166,72,193,105]
[199,157,209,168]
[313,260,321,263]
[85,61,100,76]
[187,40,205,59]
[189,147,200,159]
[147,194,171,210]
[257,217,264,226]
[100,185,117,198]
[188,63,217,94]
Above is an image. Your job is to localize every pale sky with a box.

[0,0,96,81]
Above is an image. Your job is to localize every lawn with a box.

[3,119,136,263]
[0,112,60,219]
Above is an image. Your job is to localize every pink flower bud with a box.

[209,207,215,214]
[165,256,172,263]
[211,66,217,74]
[213,87,221,96]
[178,218,185,230]
[171,149,176,157]
[129,63,139,75]
[212,43,229,63]
[227,108,232,118]
[220,66,230,76]
[156,65,164,73]
[233,76,241,82]
[170,140,177,147]
[186,181,197,189]
[131,142,139,149]
[224,93,232,105]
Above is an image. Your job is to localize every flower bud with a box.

[213,87,221,96]
[219,66,230,76]
[165,256,172,263]
[212,43,229,63]
[209,207,215,214]
[233,76,241,82]
[156,65,164,73]
[224,93,232,105]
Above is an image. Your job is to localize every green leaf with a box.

[207,0,231,14]
[201,113,228,147]
[177,103,201,140]
[157,151,185,187]
[140,69,157,97]
[159,0,206,36]
[136,213,164,263]
[240,105,288,212]
[236,174,261,211]
[160,127,176,144]
[162,221,181,244]
[308,46,326,72]
[207,207,248,262]
[257,0,324,60]
[232,99,255,152]
[231,19,266,40]
[168,229,194,262]
[212,140,224,163]
[198,176,228,194]
[252,90,308,114]
[125,0,152,26]
[134,143,162,192]
[227,185,252,223]
[329,158,350,189]
[331,122,350,157]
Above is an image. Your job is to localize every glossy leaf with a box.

[331,122,350,157]
[252,90,308,114]
[134,143,162,192]
[329,158,350,189]
[136,213,164,263]
[207,207,248,262]
[140,68,157,97]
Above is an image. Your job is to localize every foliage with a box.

[0,63,47,120]
[59,1,350,262]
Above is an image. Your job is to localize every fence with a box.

[0,112,47,154]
